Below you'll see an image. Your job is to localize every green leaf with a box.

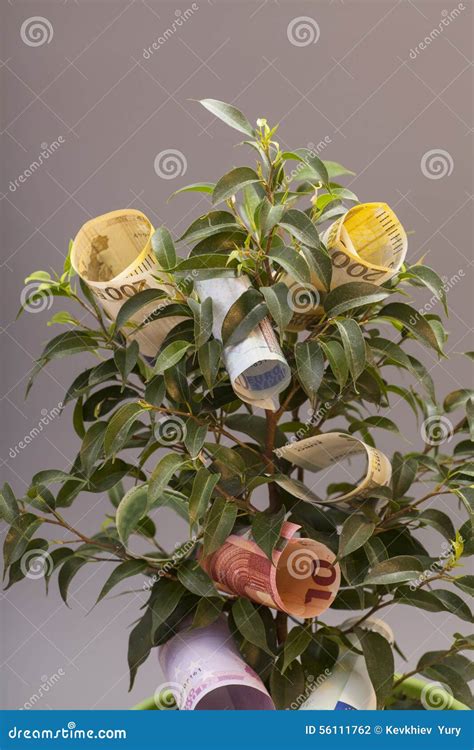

[150,578,186,632]
[433,589,472,622]
[300,245,332,291]
[0,484,19,524]
[418,509,455,541]
[279,209,320,249]
[295,341,324,405]
[221,288,268,347]
[251,507,286,560]
[202,497,238,558]
[170,182,215,198]
[402,265,448,315]
[198,339,222,390]
[199,98,255,136]
[320,341,348,390]
[324,160,355,178]
[324,282,392,318]
[189,467,220,527]
[212,167,260,205]
[114,340,139,382]
[179,210,241,245]
[177,560,216,597]
[184,419,207,459]
[115,484,148,545]
[444,389,474,412]
[391,452,417,498]
[377,302,442,353]
[339,514,375,558]
[270,659,305,709]
[58,555,89,606]
[232,598,274,655]
[128,608,153,691]
[104,402,148,457]
[3,514,43,570]
[153,340,192,375]
[261,283,293,333]
[268,246,311,284]
[144,375,166,407]
[96,560,148,603]
[357,628,394,708]
[335,319,366,383]
[148,454,187,509]
[151,226,176,271]
[453,575,474,597]
[192,597,224,629]
[363,556,423,586]
[80,421,107,476]
[188,297,213,349]
[281,626,312,673]
[349,416,399,435]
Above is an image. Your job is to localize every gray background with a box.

[1,0,472,710]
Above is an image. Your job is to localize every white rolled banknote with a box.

[158,617,275,710]
[275,432,392,503]
[194,276,291,410]
[286,202,408,329]
[71,209,186,358]
[298,617,394,710]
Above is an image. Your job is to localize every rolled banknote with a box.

[158,617,275,710]
[275,432,392,503]
[194,276,291,410]
[286,202,408,330]
[200,521,340,618]
[71,209,186,358]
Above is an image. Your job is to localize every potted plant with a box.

[3,99,472,711]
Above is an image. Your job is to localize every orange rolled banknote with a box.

[200,521,340,618]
